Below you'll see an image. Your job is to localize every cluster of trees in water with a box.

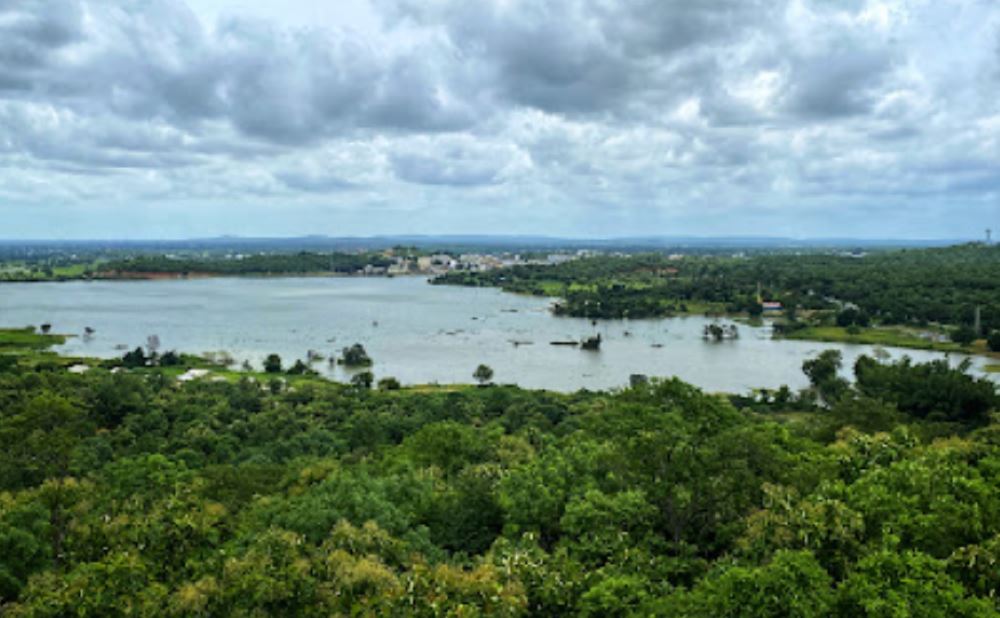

[435,244,1000,337]
[101,252,393,277]
[1,348,999,615]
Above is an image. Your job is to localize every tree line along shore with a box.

[3,243,1000,358]
[434,243,1000,358]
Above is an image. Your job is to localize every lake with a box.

[0,276,993,393]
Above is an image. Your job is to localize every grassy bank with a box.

[0,327,68,353]
[779,325,990,355]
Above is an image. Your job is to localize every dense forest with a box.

[0,252,399,282]
[434,244,1000,334]
[100,252,394,277]
[1,341,1000,615]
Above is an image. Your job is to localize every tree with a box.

[802,350,849,404]
[0,394,91,572]
[378,377,401,390]
[836,550,994,617]
[473,364,494,386]
[340,344,372,367]
[853,355,998,423]
[263,353,282,374]
[629,374,650,389]
[950,325,977,346]
[286,359,314,375]
[121,346,147,368]
[837,308,871,328]
[657,550,835,618]
[159,350,181,366]
[0,394,89,490]
[351,371,374,390]
[803,350,842,385]
[987,330,1000,352]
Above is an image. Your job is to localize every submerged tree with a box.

[263,353,282,374]
[340,344,373,367]
[474,364,494,386]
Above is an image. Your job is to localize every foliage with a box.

[987,331,1000,353]
[474,364,495,385]
[435,244,1000,333]
[378,376,401,390]
[952,325,978,346]
[0,351,997,614]
[339,343,372,367]
[350,370,374,390]
[263,353,282,374]
[101,251,393,277]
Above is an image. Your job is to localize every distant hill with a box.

[0,234,967,255]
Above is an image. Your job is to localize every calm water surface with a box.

[0,276,993,393]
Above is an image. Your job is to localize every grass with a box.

[0,327,68,353]
[667,301,730,316]
[780,325,987,355]
[0,261,98,281]
[985,364,1000,374]
[52,263,93,278]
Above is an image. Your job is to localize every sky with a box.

[0,0,998,240]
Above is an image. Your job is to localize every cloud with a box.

[0,1,85,91]
[389,137,528,186]
[276,170,359,193]
[0,0,997,239]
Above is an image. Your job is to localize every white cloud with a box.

[0,0,997,239]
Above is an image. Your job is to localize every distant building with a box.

[761,301,783,313]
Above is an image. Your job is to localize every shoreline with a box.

[0,271,435,283]
[5,274,998,362]
[779,325,999,359]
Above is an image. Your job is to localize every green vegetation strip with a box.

[0,327,67,353]
[780,326,970,353]
[0,341,998,614]
[436,244,1000,355]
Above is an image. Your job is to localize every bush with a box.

[286,360,315,376]
[121,347,147,368]
[837,308,871,328]
[351,371,374,389]
[378,377,401,390]
[340,344,372,367]
[159,351,181,366]
[473,364,494,386]
[263,353,282,373]
[987,330,1000,352]
[950,325,977,346]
